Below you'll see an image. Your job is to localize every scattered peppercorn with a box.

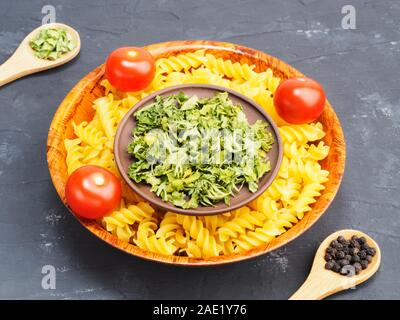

[324,234,376,276]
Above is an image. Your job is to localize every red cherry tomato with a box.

[105,47,156,92]
[65,165,121,219]
[273,77,326,124]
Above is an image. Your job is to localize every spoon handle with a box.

[289,274,343,300]
[0,53,30,87]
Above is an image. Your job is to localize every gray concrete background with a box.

[0,0,399,299]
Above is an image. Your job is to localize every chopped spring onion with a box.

[29,28,75,60]
[127,92,274,209]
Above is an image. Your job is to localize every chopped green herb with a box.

[128,92,274,209]
[29,28,75,60]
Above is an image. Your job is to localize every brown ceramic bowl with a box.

[114,84,283,215]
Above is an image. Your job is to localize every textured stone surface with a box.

[0,0,399,299]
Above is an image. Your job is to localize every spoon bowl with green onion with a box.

[0,23,80,87]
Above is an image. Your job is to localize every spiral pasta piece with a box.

[264,177,301,204]
[94,94,119,139]
[241,68,281,92]
[283,142,309,160]
[120,95,140,109]
[134,219,178,255]
[183,66,231,87]
[217,206,265,242]
[156,212,183,239]
[81,145,101,163]
[72,121,107,150]
[199,215,228,234]
[290,183,326,219]
[64,138,84,175]
[102,202,155,242]
[279,122,325,145]
[203,54,255,80]
[306,141,330,161]
[176,215,222,257]
[233,219,290,252]
[248,196,279,220]
[156,50,205,74]
[83,149,118,176]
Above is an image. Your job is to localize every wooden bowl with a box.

[47,40,346,266]
[114,84,283,216]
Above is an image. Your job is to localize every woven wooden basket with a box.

[47,40,346,266]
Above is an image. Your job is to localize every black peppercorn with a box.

[358,236,367,245]
[353,262,362,274]
[331,240,339,247]
[324,254,333,261]
[337,236,346,243]
[325,261,335,270]
[366,247,376,256]
[332,262,341,273]
[358,250,367,259]
[336,251,346,259]
[326,247,336,255]
[342,240,350,247]
[335,243,344,250]
[339,259,350,267]
[350,239,360,248]
[349,247,359,255]
[324,234,376,277]
[360,260,369,269]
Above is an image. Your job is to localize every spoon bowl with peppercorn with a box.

[290,229,381,300]
[0,22,81,87]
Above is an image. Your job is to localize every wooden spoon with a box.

[0,23,80,87]
[289,229,381,300]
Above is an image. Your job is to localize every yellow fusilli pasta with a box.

[63,50,331,259]
[64,138,84,175]
[156,50,205,74]
[72,121,107,150]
